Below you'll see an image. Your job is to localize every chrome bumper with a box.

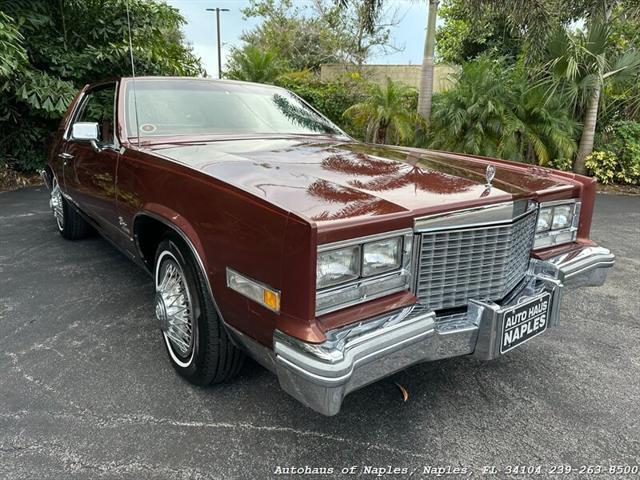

[272,246,614,416]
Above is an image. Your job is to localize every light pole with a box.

[206,7,230,78]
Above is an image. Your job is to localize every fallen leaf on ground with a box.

[395,382,409,402]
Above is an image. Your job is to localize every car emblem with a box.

[485,164,496,187]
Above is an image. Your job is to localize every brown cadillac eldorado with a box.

[43,77,615,415]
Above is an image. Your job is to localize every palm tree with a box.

[504,80,578,165]
[467,0,640,173]
[335,0,383,35]
[429,57,577,164]
[343,78,423,144]
[225,45,284,84]
[542,21,640,173]
[429,59,510,156]
[337,0,439,120]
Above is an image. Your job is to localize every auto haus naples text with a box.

[502,297,549,347]
[273,465,471,476]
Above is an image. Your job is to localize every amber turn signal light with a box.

[226,267,281,313]
[263,289,280,311]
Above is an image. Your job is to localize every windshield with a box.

[125,79,343,138]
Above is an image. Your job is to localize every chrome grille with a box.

[416,211,536,311]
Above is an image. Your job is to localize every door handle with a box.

[58,152,74,165]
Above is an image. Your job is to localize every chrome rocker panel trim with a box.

[265,245,614,416]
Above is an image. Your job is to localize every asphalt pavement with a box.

[0,187,638,479]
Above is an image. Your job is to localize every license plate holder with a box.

[499,293,551,354]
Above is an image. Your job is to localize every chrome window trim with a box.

[414,199,537,233]
[63,82,120,149]
[63,90,88,141]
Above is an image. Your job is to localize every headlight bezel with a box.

[534,199,581,250]
[315,229,414,316]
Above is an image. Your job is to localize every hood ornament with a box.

[485,164,496,187]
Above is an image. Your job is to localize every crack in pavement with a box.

[1,408,431,461]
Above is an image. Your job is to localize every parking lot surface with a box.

[0,187,638,479]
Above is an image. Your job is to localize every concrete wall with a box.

[320,64,457,91]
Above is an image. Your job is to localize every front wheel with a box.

[154,233,244,385]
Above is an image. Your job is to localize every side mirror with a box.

[71,122,99,141]
[71,122,102,152]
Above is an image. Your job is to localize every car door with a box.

[62,83,121,233]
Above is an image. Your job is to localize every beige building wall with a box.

[320,64,457,92]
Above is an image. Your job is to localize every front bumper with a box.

[273,245,614,416]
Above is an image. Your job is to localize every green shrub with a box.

[0,1,202,172]
[589,121,640,184]
[343,78,423,145]
[547,158,574,171]
[276,72,370,138]
[427,57,577,165]
[585,151,620,184]
[225,46,285,83]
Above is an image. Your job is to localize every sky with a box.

[165,0,430,78]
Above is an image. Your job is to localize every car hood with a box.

[150,137,577,224]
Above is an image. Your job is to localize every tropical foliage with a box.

[541,21,640,173]
[0,10,26,77]
[226,0,400,76]
[428,58,577,164]
[343,78,422,145]
[0,0,202,172]
[435,0,522,65]
[225,46,284,83]
[461,0,640,174]
[1,0,639,187]
[276,71,368,132]
[586,121,640,184]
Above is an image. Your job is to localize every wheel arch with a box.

[133,210,213,301]
[133,209,247,357]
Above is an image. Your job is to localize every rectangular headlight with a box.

[315,230,414,315]
[536,207,552,233]
[362,237,402,277]
[316,245,360,289]
[551,205,572,229]
[534,200,580,249]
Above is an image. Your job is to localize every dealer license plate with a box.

[500,293,551,354]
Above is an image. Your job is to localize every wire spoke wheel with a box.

[49,177,64,230]
[155,252,194,365]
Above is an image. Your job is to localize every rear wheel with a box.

[50,176,91,240]
[154,233,244,385]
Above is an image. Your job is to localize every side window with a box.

[75,85,116,145]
